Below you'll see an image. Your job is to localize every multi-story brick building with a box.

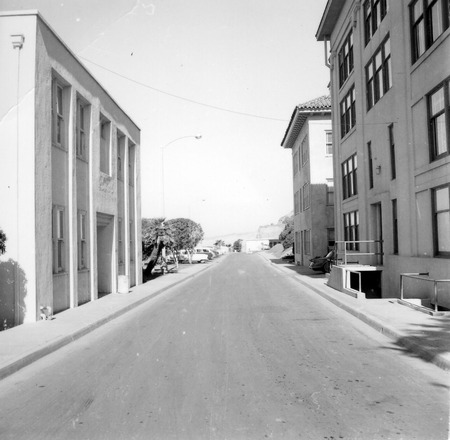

[316,0,450,304]
[0,11,142,326]
[281,96,334,267]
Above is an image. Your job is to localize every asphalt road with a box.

[0,253,448,439]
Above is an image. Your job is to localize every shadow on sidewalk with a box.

[270,258,327,279]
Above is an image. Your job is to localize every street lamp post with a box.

[161,135,202,218]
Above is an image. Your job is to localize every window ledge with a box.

[411,27,450,73]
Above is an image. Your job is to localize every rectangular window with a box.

[368,142,374,189]
[100,116,111,175]
[303,230,311,255]
[301,135,309,167]
[411,0,449,63]
[294,190,300,215]
[433,185,450,256]
[325,130,333,155]
[76,99,89,160]
[340,86,356,138]
[327,184,335,206]
[52,80,65,148]
[364,0,388,45]
[392,199,398,254]
[118,218,124,264]
[293,150,299,175]
[295,231,301,255]
[342,154,358,199]
[344,210,360,251]
[327,228,335,251]
[117,132,125,181]
[303,182,310,210]
[338,30,354,87]
[366,36,392,110]
[128,142,135,186]
[389,124,396,179]
[53,206,65,273]
[78,211,87,270]
[299,188,303,212]
[129,220,135,261]
[428,80,449,160]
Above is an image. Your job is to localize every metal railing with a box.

[400,273,450,312]
[334,240,383,266]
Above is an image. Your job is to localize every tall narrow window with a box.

[388,124,396,179]
[100,116,111,175]
[78,211,87,269]
[293,150,299,175]
[338,31,354,87]
[52,80,65,147]
[433,185,450,256]
[128,142,135,186]
[76,99,89,160]
[344,211,360,251]
[342,154,358,199]
[368,142,374,189]
[392,199,398,254]
[117,132,125,181]
[411,0,449,63]
[340,86,356,137]
[303,230,311,255]
[364,0,388,45]
[294,190,300,215]
[366,37,392,110]
[301,135,309,167]
[118,218,124,264]
[429,82,449,160]
[325,130,333,155]
[303,182,310,210]
[53,206,65,273]
[129,220,135,262]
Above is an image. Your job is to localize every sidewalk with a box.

[0,260,215,381]
[259,251,450,372]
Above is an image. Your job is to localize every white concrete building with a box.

[0,11,142,326]
[316,0,450,303]
[281,96,333,267]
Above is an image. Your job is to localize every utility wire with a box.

[80,56,289,122]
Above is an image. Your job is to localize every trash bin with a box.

[118,275,129,294]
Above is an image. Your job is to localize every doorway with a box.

[96,213,114,297]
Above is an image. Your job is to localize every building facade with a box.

[0,11,142,326]
[317,0,450,303]
[281,96,334,267]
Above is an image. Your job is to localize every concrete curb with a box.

[0,262,214,381]
[264,257,450,372]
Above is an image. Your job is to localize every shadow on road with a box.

[269,258,327,279]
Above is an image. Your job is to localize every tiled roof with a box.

[280,95,331,149]
[297,95,331,111]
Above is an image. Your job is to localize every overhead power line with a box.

[80,56,289,122]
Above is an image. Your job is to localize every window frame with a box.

[392,199,399,254]
[325,130,333,155]
[52,206,66,274]
[432,184,450,257]
[364,0,388,45]
[342,153,358,200]
[410,0,449,63]
[428,79,450,161]
[301,135,309,167]
[52,80,66,149]
[338,30,354,87]
[368,142,374,189]
[76,98,89,161]
[340,86,356,138]
[366,36,392,110]
[388,123,396,179]
[344,210,360,251]
[100,115,111,175]
[303,182,310,210]
[78,211,88,270]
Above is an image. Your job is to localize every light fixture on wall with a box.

[376,165,382,175]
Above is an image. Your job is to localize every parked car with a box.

[178,250,210,263]
[195,248,215,260]
[309,250,334,273]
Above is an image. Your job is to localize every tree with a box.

[279,215,294,250]
[166,218,204,262]
[142,218,174,278]
[214,239,225,247]
[233,239,242,252]
[0,229,6,255]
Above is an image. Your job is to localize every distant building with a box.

[281,96,333,267]
[0,11,142,326]
[316,0,450,303]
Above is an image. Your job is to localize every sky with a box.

[2,0,330,241]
